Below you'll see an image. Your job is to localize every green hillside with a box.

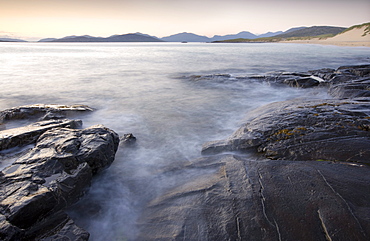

[274,26,346,38]
[213,23,368,43]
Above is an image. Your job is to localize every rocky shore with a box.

[0,65,369,240]
[0,105,120,240]
[138,65,370,240]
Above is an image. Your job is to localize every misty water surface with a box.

[1,42,369,240]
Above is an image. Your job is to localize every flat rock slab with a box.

[0,125,119,240]
[137,154,370,241]
[181,65,370,95]
[0,104,93,123]
[329,77,370,99]
[202,98,370,164]
[0,119,82,151]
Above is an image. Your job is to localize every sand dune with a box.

[283,25,370,47]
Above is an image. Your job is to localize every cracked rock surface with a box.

[0,105,119,241]
[138,65,370,241]
[201,98,370,164]
[138,155,370,241]
[0,104,93,123]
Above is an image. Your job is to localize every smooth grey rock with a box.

[0,125,119,240]
[0,104,93,123]
[202,99,370,164]
[138,155,370,241]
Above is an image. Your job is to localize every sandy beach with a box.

[282,25,370,47]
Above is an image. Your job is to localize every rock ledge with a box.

[0,105,120,241]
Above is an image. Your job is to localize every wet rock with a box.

[336,64,370,78]
[138,155,370,241]
[180,65,370,94]
[329,77,370,99]
[0,119,82,151]
[283,76,320,88]
[308,68,336,81]
[26,211,90,241]
[159,64,370,241]
[262,65,370,88]
[182,65,370,90]
[320,65,370,85]
[41,217,90,241]
[120,133,137,147]
[202,98,370,164]
[0,125,119,240]
[0,104,93,123]
[251,72,319,87]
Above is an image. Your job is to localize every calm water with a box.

[1,42,369,240]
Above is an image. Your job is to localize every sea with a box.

[1,42,369,240]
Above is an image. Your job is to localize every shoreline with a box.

[280,39,370,47]
[281,25,370,47]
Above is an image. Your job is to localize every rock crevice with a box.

[138,65,370,241]
[0,105,120,241]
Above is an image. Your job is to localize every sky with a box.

[0,0,369,41]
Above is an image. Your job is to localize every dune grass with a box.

[340,22,370,36]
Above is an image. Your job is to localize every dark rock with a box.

[283,76,320,88]
[0,125,119,240]
[41,217,90,241]
[308,68,336,81]
[262,65,370,88]
[138,155,370,241]
[159,64,370,241]
[0,214,24,241]
[120,133,137,147]
[336,65,370,77]
[202,98,370,164]
[329,77,370,99]
[183,65,370,90]
[0,119,82,151]
[322,65,370,85]
[0,104,93,123]
[27,211,90,241]
[250,71,326,88]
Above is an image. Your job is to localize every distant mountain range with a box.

[38,27,312,43]
[0,25,356,43]
[159,27,307,42]
[38,33,164,42]
[0,38,27,42]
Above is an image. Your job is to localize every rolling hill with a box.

[274,26,346,38]
[213,25,350,43]
[0,38,27,42]
[282,22,370,47]
[46,33,163,42]
[160,32,210,42]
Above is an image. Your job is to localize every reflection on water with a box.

[0,42,369,240]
